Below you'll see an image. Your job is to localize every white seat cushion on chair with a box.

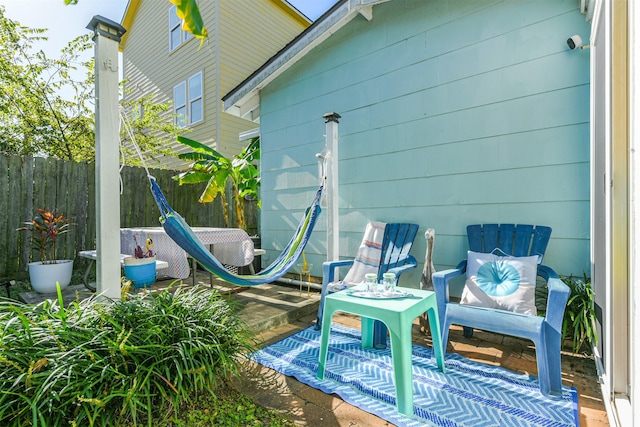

[460,251,538,315]
[328,222,387,291]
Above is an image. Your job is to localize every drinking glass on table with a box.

[364,273,377,293]
[382,272,397,293]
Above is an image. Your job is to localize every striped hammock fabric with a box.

[149,178,323,286]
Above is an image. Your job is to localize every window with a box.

[169,5,193,51]
[173,72,203,127]
[188,73,203,125]
[173,82,187,127]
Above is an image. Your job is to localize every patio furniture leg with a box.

[362,318,388,349]
[1,280,12,298]
[317,306,336,380]
[373,320,388,349]
[192,257,197,286]
[426,305,446,372]
[209,245,214,287]
[389,316,414,416]
[545,322,564,397]
[83,259,96,291]
[361,317,375,348]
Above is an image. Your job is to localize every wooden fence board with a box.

[0,154,9,276]
[87,162,96,249]
[69,159,87,254]
[0,153,258,277]
[18,156,34,272]
[59,159,73,260]
[10,156,27,274]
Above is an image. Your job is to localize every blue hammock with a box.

[150,178,322,286]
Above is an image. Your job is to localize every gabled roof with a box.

[119,0,310,50]
[223,0,391,120]
[119,0,141,49]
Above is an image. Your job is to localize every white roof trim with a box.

[580,0,597,21]
[239,128,260,140]
[223,0,390,118]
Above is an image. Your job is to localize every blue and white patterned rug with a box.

[251,324,579,427]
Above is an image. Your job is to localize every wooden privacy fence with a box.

[0,153,257,278]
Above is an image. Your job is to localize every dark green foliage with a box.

[561,274,598,354]
[0,285,256,426]
[173,136,260,230]
[0,8,183,163]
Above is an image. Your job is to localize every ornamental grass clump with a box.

[0,286,256,427]
[561,274,598,355]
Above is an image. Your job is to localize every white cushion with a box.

[460,251,538,315]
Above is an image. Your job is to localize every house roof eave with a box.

[120,0,310,52]
[119,0,140,51]
[223,0,391,119]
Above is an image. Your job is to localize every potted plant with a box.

[123,236,157,288]
[18,208,74,293]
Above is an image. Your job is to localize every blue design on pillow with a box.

[476,261,521,297]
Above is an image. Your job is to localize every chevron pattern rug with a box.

[251,324,579,427]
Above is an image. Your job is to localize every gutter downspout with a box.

[275,277,322,291]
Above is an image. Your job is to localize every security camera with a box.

[567,35,583,50]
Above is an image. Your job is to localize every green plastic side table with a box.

[316,285,446,416]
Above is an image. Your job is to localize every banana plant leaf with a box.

[170,0,208,47]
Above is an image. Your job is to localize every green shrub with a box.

[0,285,256,426]
[561,274,598,354]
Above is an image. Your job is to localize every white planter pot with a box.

[28,260,74,294]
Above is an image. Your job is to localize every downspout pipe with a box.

[275,277,322,291]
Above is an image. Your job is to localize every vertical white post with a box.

[87,16,126,299]
[323,112,341,262]
[629,1,640,423]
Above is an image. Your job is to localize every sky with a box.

[2,0,336,60]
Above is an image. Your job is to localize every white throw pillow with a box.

[460,251,538,316]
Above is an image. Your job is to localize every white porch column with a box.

[87,16,126,299]
[323,112,341,262]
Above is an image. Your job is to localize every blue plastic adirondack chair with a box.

[432,224,570,397]
[315,223,419,349]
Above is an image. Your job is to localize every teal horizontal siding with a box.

[259,0,591,278]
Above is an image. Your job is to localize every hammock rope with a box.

[120,108,324,285]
